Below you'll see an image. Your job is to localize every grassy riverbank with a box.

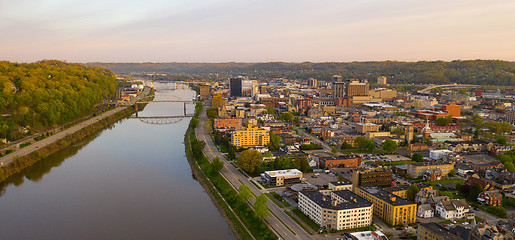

[184,103,276,240]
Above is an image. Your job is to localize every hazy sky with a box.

[1,0,514,63]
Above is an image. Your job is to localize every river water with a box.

[0,83,235,240]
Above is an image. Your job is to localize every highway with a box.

[0,87,150,167]
[195,106,318,240]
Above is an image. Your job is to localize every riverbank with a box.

[184,103,276,240]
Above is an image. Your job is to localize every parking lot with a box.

[305,172,338,187]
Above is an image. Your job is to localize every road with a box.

[0,87,150,167]
[196,106,318,240]
[296,128,333,152]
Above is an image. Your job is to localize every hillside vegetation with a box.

[88,60,515,86]
[0,60,118,140]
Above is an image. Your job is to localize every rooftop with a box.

[358,185,415,206]
[300,190,372,210]
[330,180,352,186]
[419,223,463,240]
[264,169,302,177]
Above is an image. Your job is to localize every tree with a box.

[282,112,294,122]
[228,146,236,160]
[254,194,270,219]
[381,139,398,153]
[266,107,275,115]
[411,153,424,162]
[341,142,353,150]
[392,129,406,135]
[504,162,515,173]
[237,149,263,174]
[406,185,419,201]
[206,107,218,119]
[299,157,310,173]
[496,135,507,145]
[468,183,482,202]
[238,184,253,203]
[211,156,224,173]
[337,174,345,182]
[268,132,281,151]
[331,147,338,154]
[435,116,452,126]
[354,137,375,152]
[448,169,456,177]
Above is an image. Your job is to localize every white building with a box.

[299,190,373,230]
[429,149,453,160]
[435,199,469,219]
[417,204,434,218]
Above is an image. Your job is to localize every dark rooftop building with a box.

[418,223,463,240]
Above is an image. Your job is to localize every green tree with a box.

[448,169,456,177]
[411,153,424,162]
[282,112,294,122]
[299,157,310,173]
[206,108,218,119]
[238,184,253,203]
[337,174,345,182]
[354,136,375,152]
[341,142,353,150]
[496,135,507,145]
[504,162,515,173]
[211,156,224,173]
[406,185,419,201]
[435,116,452,126]
[237,149,263,174]
[254,194,270,219]
[266,107,275,115]
[228,146,236,160]
[468,183,483,202]
[268,132,281,151]
[392,128,406,135]
[381,139,398,153]
[331,147,338,154]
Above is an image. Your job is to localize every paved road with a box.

[0,87,150,167]
[296,128,333,152]
[196,107,318,240]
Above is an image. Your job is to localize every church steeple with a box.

[422,119,432,138]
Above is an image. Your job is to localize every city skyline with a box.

[1,0,515,63]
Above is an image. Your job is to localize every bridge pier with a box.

[184,102,186,116]
[135,103,138,117]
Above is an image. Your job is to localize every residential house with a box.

[477,190,502,206]
[435,199,470,220]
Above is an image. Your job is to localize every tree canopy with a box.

[381,139,398,153]
[237,149,263,174]
[254,194,270,219]
[0,60,118,140]
[354,137,375,152]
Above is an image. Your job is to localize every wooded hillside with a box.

[0,60,118,140]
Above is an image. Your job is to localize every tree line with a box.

[0,60,118,141]
[90,60,515,86]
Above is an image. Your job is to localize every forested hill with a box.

[88,60,515,86]
[0,60,118,140]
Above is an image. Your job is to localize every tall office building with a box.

[507,110,515,124]
[332,82,346,98]
[230,76,243,97]
[346,80,369,97]
[377,76,387,85]
[308,78,318,88]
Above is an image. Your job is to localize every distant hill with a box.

[87,60,515,86]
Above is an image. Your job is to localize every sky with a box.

[1,0,514,63]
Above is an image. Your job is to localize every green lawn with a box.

[425,179,465,186]
[292,208,319,232]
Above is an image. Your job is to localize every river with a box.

[0,83,235,240]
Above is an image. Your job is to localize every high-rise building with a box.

[259,85,267,94]
[377,76,387,85]
[199,84,210,100]
[308,78,318,88]
[507,110,515,124]
[230,76,243,97]
[346,80,369,97]
[332,82,346,98]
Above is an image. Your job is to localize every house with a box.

[477,190,502,206]
[435,199,470,220]
[416,188,439,205]
[465,175,495,191]
[424,168,443,181]
[417,204,434,218]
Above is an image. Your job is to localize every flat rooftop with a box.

[301,190,372,210]
[358,185,415,206]
[264,169,302,177]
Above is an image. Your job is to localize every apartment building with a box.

[407,162,454,178]
[356,123,380,134]
[319,156,362,168]
[199,84,210,100]
[352,169,392,188]
[231,124,270,148]
[355,185,417,226]
[299,190,373,230]
[214,117,242,131]
[418,223,463,240]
